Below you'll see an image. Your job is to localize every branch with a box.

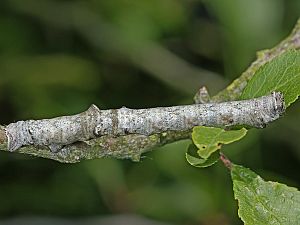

[211,18,300,102]
[1,2,299,163]
[1,93,284,162]
[0,125,190,163]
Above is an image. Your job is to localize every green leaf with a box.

[192,126,247,159]
[186,144,219,168]
[231,164,300,225]
[241,50,300,107]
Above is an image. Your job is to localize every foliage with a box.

[186,143,220,168]
[192,126,247,159]
[231,164,300,225]
[0,1,300,225]
[189,50,300,168]
[241,50,300,106]
[188,49,300,224]
[186,127,246,168]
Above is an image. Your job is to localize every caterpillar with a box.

[6,92,285,153]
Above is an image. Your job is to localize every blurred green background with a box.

[0,0,299,225]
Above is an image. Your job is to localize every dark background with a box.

[0,0,299,224]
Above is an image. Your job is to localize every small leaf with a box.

[231,164,300,225]
[241,50,300,107]
[186,144,219,168]
[192,126,247,159]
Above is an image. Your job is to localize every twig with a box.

[0,126,190,163]
[1,1,299,162]
[212,18,300,102]
[219,152,232,170]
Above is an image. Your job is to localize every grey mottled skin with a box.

[6,92,285,153]
[6,105,100,152]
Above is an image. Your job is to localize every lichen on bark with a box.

[0,125,190,163]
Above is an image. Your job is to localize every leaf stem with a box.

[219,152,233,170]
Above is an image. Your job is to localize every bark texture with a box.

[0,126,190,163]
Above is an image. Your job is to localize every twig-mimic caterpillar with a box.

[6,92,285,153]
